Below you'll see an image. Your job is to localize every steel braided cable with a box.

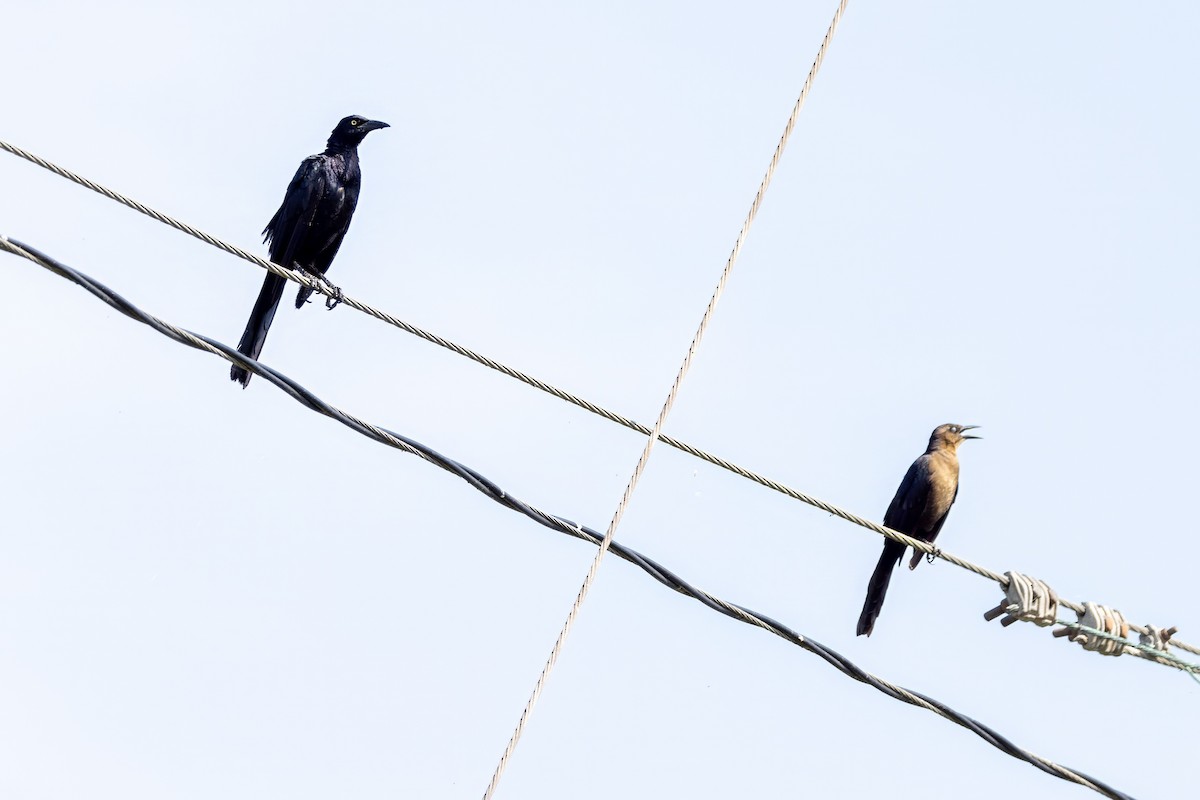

[3,140,1196,661]
[0,235,1137,800]
[484,3,870,793]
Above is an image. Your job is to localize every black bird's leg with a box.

[295,267,319,303]
[292,269,341,309]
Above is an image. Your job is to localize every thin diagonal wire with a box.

[4,139,1197,661]
[482,3,852,797]
[0,235,1139,800]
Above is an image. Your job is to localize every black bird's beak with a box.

[361,120,390,132]
[960,425,982,440]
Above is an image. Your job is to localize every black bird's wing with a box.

[292,188,353,307]
[264,155,330,269]
[230,156,329,387]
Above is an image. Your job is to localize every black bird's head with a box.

[929,423,981,452]
[327,115,390,148]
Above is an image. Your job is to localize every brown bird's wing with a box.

[883,455,932,537]
[906,481,958,570]
[857,456,930,636]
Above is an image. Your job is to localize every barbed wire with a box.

[2,140,1197,663]
[0,234,1139,800]
[1054,620,1200,682]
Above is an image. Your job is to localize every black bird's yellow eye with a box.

[350,119,361,126]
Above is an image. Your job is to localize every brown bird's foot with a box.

[910,545,942,570]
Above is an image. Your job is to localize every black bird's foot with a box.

[925,546,941,564]
[324,284,343,311]
[305,272,342,310]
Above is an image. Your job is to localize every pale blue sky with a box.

[2,3,1197,798]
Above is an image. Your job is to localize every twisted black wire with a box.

[0,236,1136,800]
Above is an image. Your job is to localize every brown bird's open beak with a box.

[961,425,982,440]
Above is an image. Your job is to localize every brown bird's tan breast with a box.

[920,449,960,533]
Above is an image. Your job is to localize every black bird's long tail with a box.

[230,272,287,387]
[856,538,906,636]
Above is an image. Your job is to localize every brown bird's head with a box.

[927,423,981,452]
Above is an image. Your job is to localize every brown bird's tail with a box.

[856,538,906,636]
[230,272,287,387]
